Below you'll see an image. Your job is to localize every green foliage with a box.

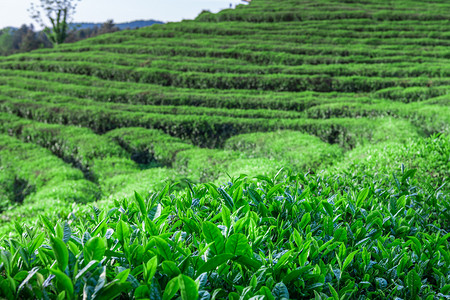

[225,131,344,170]
[331,134,450,193]
[0,0,449,298]
[1,166,449,299]
[105,127,193,167]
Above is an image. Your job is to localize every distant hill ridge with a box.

[72,20,164,30]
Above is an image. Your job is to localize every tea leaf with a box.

[218,188,234,211]
[50,268,74,298]
[225,234,251,257]
[50,236,68,272]
[197,254,233,275]
[272,282,289,300]
[83,237,106,262]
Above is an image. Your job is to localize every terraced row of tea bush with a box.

[0,0,449,298]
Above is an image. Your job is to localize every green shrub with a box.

[105,127,193,166]
[1,165,449,299]
[331,134,450,192]
[225,130,344,171]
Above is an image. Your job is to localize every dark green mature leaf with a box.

[225,234,251,257]
[63,222,71,244]
[198,290,211,300]
[375,278,388,290]
[181,218,201,234]
[149,280,163,300]
[0,251,12,277]
[272,282,289,300]
[0,276,14,300]
[282,266,310,284]
[407,269,421,298]
[441,284,450,295]
[83,237,106,262]
[17,267,39,292]
[247,188,262,205]
[96,282,131,300]
[92,266,107,298]
[218,188,234,211]
[49,236,68,271]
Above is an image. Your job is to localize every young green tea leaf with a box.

[356,188,369,207]
[342,250,358,272]
[225,234,252,257]
[299,213,311,230]
[258,286,275,300]
[144,256,158,284]
[50,269,74,299]
[202,221,225,255]
[134,191,147,217]
[162,261,181,277]
[49,236,69,272]
[83,237,107,262]
[178,274,198,300]
[116,220,130,245]
[197,254,233,276]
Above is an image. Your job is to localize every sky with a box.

[0,0,246,29]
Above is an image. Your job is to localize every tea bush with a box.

[0,0,449,298]
[1,164,449,299]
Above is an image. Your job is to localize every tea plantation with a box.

[0,0,449,299]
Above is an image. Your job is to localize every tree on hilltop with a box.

[29,0,81,45]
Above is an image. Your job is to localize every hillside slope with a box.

[0,0,448,221]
